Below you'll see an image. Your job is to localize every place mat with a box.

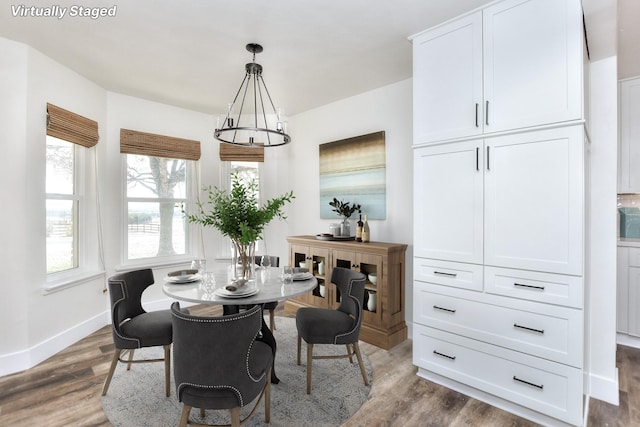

[101,317,372,426]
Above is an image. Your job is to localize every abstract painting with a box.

[319,131,386,220]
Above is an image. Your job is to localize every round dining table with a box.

[162,264,317,384]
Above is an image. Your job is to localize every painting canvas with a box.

[319,131,386,220]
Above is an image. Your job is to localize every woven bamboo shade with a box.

[46,103,99,148]
[120,129,201,161]
[219,143,264,162]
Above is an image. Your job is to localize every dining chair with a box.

[102,268,173,397]
[295,267,369,394]
[171,302,272,427]
[254,255,280,330]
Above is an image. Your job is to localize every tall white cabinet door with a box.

[619,78,640,193]
[414,141,483,264]
[484,126,584,275]
[483,0,583,133]
[412,12,483,144]
[628,266,640,337]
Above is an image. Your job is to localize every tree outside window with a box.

[126,154,188,260]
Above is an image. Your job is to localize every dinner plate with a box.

[293,272,313,281]
[164,274,202,284]
[214,287,259,298]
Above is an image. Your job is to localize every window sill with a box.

[115,257,194,273]
[44,270,106,294]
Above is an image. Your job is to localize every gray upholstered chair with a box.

[254,255,280,330]
[102,268,173,397]
[171,302,272,427]
[295,267,369,394]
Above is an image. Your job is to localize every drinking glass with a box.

[282,265,293,285]
[191,259,206,273]
[260,255,272,269]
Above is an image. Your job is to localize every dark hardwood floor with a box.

[0,305,635,426]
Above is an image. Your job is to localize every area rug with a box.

[101,317,372,426]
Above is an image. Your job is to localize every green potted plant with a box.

[328,198,361,237]
[183,172,294,281]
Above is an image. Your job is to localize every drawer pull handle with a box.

[513,376,544,390]
[514,323,544,334]
[514,282,545,291]
[434,271,457,278]
[433,350,456,360]
[433,305,456,313]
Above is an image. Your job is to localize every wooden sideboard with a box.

[284,235,407,349]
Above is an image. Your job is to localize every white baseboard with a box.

[588,367,620,405]
[0,310,109,377]
[0,296,194,378]
[616,332,640,349]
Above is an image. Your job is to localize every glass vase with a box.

[341,218,351,237]
[230,240,256,282]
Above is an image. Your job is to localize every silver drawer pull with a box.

[434,271,457,278]
[514,282,545,291]
[433,305,456,313]
[514,323,544,334]
[513,376,544,390]
[433,350,456,360]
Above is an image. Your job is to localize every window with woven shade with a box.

[46,103,99,148]
[45,104,99,275]
[219,142,264,162]
[120,129,201,262]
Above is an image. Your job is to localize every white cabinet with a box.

[484,127,584,275]
[413,12,483,143]
[411,0,583,144]
[617,246,640,337]
[619,78,640,193]
[414,140,483,264]
[411,1,585,424]
[414,125,584,275]
[617,246,629,333]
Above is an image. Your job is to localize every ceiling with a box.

[0,0,635,117]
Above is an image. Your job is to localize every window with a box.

[120,128,201,264]
[46,136,79,273]
[125,154,189,261]
[217,160,261,258]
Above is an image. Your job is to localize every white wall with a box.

[283,79,415,326]
[0,38,108,375]
[587,56,619,404]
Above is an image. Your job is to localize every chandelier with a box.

[214,43,291,147]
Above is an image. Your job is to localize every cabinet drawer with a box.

[413,325,583,426]
[413,284,582,367]
[414,258,483,291]
[629,248,640,267]
[485,266,583,308]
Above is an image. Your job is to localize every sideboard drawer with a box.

[413,325,583,426]
[413,283,583,367]
[414,258,483,291]
[629,248,640,267]
[485,266,583,308]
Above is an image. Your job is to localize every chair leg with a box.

[102,349,121,396]
[265,369,271,423]
[164,344,171,397]
[200,408,205,418]
[230,407,241,427]
[297,334,302,365]
[126,349,135,370]
[306,343,314,394]
[178,405,191,427]
[353,342,369,386]
[346,344,354,363]
[269,309,276,331]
